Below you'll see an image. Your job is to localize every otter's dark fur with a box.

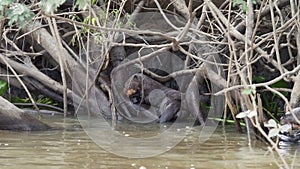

[124,74,181,104]
[124,73,181,123]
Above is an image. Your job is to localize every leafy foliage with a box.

[252,75,265,83]
[242,85,256,95]
[40,0,66,14]
[0,0,13,13]
[75,0,88,10]
[91,0,97,5]
[270,79,289,97]
[36,97,58,105]
[6,4,34,27]
[264,119,279,138]
[1,0,90,27]
[232,0,248,12]
[263,79,289,119]
[12,96,58,105]
[253,76,289,121]
[236,109,257,119]
[0,0,14,8]
[0,1,34,27]
[264,119,292,138]
[232,0,257,12]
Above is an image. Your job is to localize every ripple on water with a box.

[0,117,299,169]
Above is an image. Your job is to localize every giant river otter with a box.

[124,73,182,123]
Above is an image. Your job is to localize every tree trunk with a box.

[0,96,50,131]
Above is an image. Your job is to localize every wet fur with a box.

[124,74,181,123]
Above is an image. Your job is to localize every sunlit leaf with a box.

[232,0,244,7]
[91,0,97,5]
[41,0,66,13]
[247,110,257,118]
[236,110,250,118]
[76,0,88,10]
[264,119,277,128]
[251,86,256,94]
[268,128,279,138]
[91,17,96,25]
[279,124,291,133]
[8,15,17,26]
[242,4,248,12]
[10,3,26,15]
[12,97,30,103]
[0,0,14,6]
[242,88,252,95]
[242,86,256,95]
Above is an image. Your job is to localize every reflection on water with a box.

[0,117,299,169]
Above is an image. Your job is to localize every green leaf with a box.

[5,3,34,27]
[232,0,247,12]
[242,3,248,12]
[0,80,8,96]
[242,86,256,95]
[91,17,96,25]
[242,88,252,95]
[253,76,265,83]
[41,0,66,13]
[233,0,244,7]
[91,0,97,5]
[0,0,14,6]
[11,97,30,103]
[75,0,88,10]
[11,3,26,15]
[8,14,18,26]
[270,79,288,88]
[270,79,289,97]
[71,34,77,46]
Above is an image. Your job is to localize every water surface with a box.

[0,117,298,169]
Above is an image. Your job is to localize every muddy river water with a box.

[0,117,299,169]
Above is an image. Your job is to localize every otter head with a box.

[124,74,143,104]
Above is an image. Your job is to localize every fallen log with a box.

[0,96,50,131]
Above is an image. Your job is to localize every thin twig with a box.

[47,16,68,117]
